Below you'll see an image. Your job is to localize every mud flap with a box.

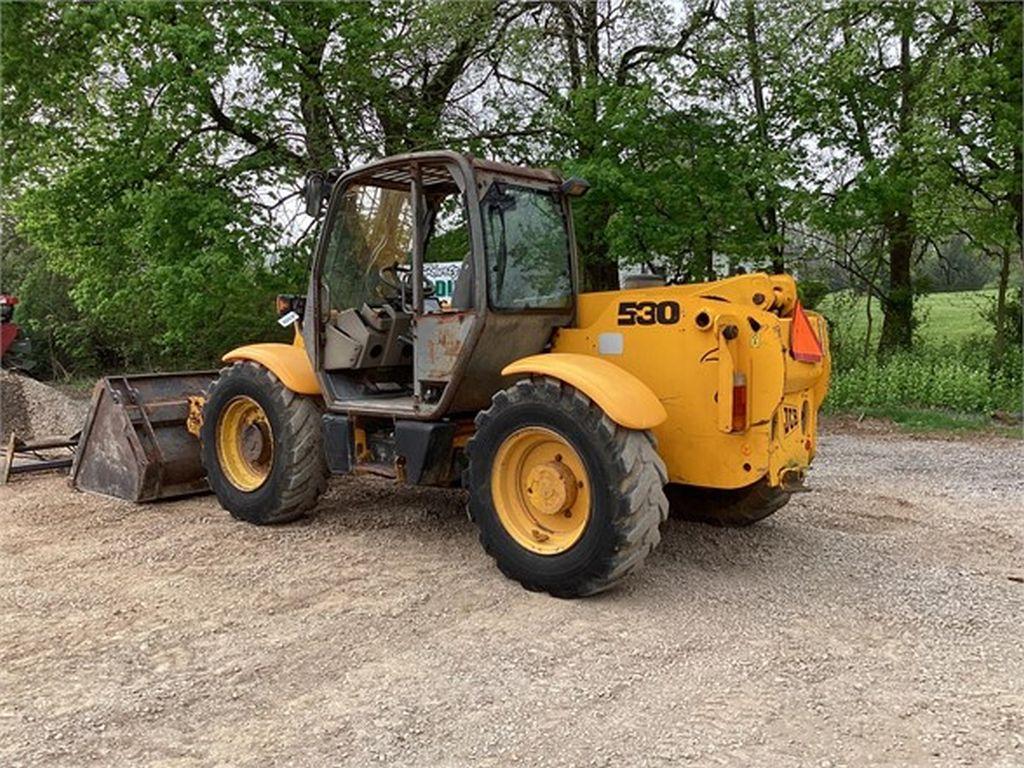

[71,372,217,502]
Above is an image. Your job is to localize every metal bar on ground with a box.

[12,435,79,452]
[8,457,74,475]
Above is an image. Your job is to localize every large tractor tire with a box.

[666,479,790,527]
[200,361,328,525]
[467,376,668,598]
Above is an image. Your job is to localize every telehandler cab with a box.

[75,151,830,598]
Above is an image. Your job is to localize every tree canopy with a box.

[1,0,1020,375]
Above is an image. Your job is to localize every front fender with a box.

[222,343,321,396]
[502,353,666,430]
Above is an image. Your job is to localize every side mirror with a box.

[304,171,326,217]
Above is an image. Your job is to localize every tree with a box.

[1,1,520,372]
[484,0,720,288]
[2,0,1019,380]
[936,2,1022,368]
[700,0,809,273]
[794,1,967,353]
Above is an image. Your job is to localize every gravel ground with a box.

[1,427,1022,767]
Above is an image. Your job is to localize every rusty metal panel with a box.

[414,312,475,383]
[71,371,217,502]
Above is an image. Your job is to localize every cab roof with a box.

[333,151,562,193]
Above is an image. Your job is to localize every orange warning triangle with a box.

[791,301,824,363]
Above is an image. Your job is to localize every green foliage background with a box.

[1,0,1020,416]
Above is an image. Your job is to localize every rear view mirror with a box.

[304,171,326,217]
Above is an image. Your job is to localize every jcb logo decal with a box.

[783,406,799,434]
[617,301,681,326]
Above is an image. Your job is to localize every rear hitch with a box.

[779,468,809,493]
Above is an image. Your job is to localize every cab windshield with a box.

[481,183,572,310]
[321,183,413,311]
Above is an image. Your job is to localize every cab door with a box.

[410,164,484,406]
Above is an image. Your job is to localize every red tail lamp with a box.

[732,372,747,432]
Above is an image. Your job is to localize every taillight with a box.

[732,372,747,432]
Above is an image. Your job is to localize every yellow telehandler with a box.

[73,152,830,597]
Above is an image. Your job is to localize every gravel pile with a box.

[0,370,90,441]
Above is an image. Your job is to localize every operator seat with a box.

[323,302,412,371]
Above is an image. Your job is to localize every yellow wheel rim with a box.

[490,426,591,555]
[216,395,274,492]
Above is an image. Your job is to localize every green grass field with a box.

[818,288,996,345]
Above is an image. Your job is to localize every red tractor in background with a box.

[1,294,32,370]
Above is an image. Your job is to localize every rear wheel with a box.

[467,377,668,598]
[666,479,790,527]
[200,361,328,524]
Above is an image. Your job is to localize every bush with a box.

[8,171,307,377]
[818,287,1023,416]
[826,342,1022,414]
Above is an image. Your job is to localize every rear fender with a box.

[222,343,321,396]
[502,353,666,430]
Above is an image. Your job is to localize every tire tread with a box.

[201,361,327,525]
[467,375,667,597]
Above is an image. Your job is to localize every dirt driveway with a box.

[1,427,1022,767]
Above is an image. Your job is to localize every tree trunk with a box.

[991,246,1011,369]
[570,1,618,291]
[580,0,600,118]
[297,34,335,170]
[583,255,620,292]
[743,0,783,273]
[863,291,874,359]
[579,201,619,291]
[702,214,715,281]
[879,210,915,352]
[1014,135,1023,248]
[879,18,915,354]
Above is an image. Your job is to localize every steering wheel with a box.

[378,263,435,305]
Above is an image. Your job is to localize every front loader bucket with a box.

[71,371,218,502]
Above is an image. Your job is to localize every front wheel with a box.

[467,377,668,598]
[200,361,328,524]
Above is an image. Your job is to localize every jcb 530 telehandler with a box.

[73,152,830,597]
